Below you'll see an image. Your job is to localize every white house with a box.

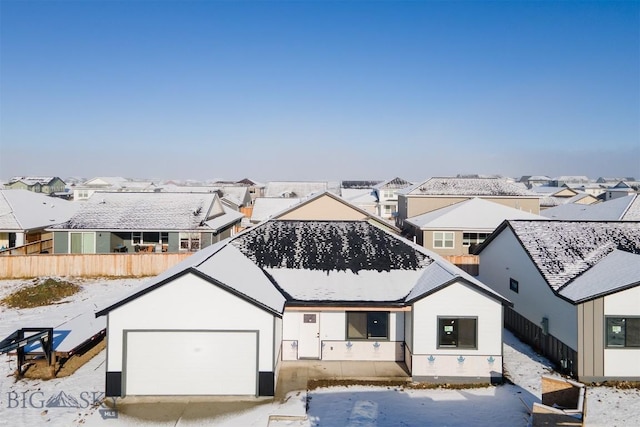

[476,220,640,382]
[96,219,510,398]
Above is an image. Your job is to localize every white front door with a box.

[298,312,320,359]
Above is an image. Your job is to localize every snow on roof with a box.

[251,197,302,222]
[264,181,339,198]
[203,205,244,232]
[508,220,640,290]
[8,176,61,186]
[97,219,511,315]
[541,195,637,221]
[374,177,412,190]
[405,177,537,196]
[622,195,640,220]
[232,221,432,273]
[551,176,591,183]
[341,188,378,204]
[558,250,640,302]
[267,269,422,302]
[405,198,542,230]
[0,190,79,231]
[195,244,286,312]
[52,192,225,231]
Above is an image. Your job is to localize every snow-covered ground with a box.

[0,278,638,427]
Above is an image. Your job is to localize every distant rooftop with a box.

[404,177,536,197]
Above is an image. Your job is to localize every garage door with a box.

[124,330,258,396]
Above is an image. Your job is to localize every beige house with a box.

[273,191,399,234]
[405,198,543,256]
[397,177,541,232]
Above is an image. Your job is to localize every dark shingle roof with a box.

[232,220,432,273]
[408,177,536,196]
[508,220,640,290]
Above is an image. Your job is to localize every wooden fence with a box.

[0,253,192,279]
[0,239,53,256]
[442,255,479,276]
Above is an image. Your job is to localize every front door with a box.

[298,312,320,359]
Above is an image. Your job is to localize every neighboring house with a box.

[340,188,378,216]
[396,177,540,231]
[0,190,79,249]
[518,175,551,189]
[603,181,639,201]
[404,198,543,256]
[374,177,413,220]
[548,176,592,188]
[476,220,640,381]
[96,218,510,398]
[250,197,302,224]
[73,177,158,201]
[161,184,252,209]
[541,194,640,221]
[5,176,66,195]
[270,191,398,233]
[264,181,340,198]
[49,192,243,254]
[532,186,599,210]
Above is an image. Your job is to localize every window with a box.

[510,278,519,293]
[462,233,490,247]
[433,232,454,248]
[606,317,640,348]
[438,317,477,348]
[347,312,389,340]
[179,232,201,252]
[70,232,95,254]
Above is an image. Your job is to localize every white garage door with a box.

[124,330,258,396]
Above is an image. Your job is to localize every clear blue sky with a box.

[1,1,638,182]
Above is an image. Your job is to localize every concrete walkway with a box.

[276,360,411,398]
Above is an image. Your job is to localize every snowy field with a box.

[0,278,638,426]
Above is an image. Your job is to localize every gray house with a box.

[476,220,640,381]
[50,192,243,254]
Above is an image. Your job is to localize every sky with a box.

[0,0,638,183]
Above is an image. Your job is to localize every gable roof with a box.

[402,177,537,197]
[8,176,64,186]
[271,191,398,232]
[405,198,542,230]
[374,177,412,190]
[51,192,238,231]
[97,219,510,316]
[477,220,640,302]
[251,197,303,223]
[0,190,79,232]
[541,195,639,221]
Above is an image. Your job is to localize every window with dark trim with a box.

[347,312,389,340]
[510,278,519,293]
[606,317,640,348]
[438,317,477,349]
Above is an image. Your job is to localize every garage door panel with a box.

[125,331,257,395]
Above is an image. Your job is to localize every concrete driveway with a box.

[88,361,409,426]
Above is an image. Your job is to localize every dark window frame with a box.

[605,317,640,348]
[346,311,390,341]
[437,316,478,349]
[510,278,519,293]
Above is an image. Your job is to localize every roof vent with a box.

[193,206,202,216]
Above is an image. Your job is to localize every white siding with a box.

[604,286,640,377]
[479,229,578,349]
[107,273,275,372]
[281,310,404,361]
[410,281,503,379]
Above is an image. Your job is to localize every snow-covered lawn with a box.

[0,278,638,426]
